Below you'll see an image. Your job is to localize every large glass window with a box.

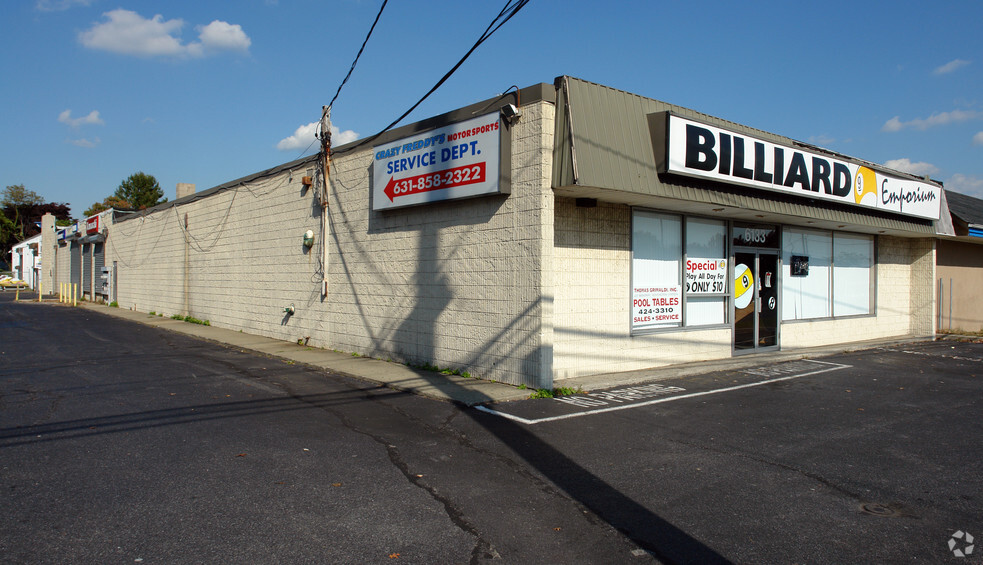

[632,212,682,330]
[833,233,874,316]
[632,212,727,331]
[685,218,727,326]
[782,229,831,320]
[782,228,873,320]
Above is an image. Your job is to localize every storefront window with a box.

[685,218,727,326]
[782,228,873,320]
[632,212,682,330]
[632,212,727,331]
[832,233,873,316]
[782,229,832,320]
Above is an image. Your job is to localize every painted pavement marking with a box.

[475,359,852,425]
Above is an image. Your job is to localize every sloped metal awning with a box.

[552,76,938,237]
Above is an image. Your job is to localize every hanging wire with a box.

[327,0,389,111]
[334,0,530,155]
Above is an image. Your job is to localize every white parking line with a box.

[474,359,852,425]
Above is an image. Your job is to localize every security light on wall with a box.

[501,104,521,124]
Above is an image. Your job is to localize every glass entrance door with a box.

[734,252,779,351]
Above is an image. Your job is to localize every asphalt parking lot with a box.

[2,294,981,563]
[469,340,983,563]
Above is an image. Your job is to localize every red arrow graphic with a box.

[384,162,486,202]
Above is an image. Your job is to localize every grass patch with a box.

[529,386,585,399]
[171,314,210,326]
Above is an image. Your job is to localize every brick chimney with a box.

[176,183,196,199]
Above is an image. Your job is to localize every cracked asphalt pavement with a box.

[2,294,981,564]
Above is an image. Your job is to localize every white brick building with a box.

[73,78,944,388]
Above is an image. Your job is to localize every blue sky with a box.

[2,0,982,219]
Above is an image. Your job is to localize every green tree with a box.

[113,172,166,210]
[2,184,44,208]
[0,209,17,258]
[83,201,110,217]
[2,184,44,236]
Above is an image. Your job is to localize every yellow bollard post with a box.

[15,288,20,301]
[73,283,78,307]
[59,283,62,303]
[38,282,42,302]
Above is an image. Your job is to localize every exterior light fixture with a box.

[501,104,521,124]
[303,230,314,249]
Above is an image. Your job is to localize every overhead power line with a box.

[333,0,531,155]
[327,0,389,111]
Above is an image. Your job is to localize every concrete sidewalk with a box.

[60,300,930,406]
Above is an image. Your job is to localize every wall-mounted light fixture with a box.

[501,103,521,124]
[303,229,314,249]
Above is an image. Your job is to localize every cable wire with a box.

[333,0,530,155]
[327,0,389,112]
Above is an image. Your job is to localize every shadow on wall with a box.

[330,162,551,387]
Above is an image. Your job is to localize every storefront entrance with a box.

[732,223,780,352]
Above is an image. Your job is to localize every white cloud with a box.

[79,9,251,58]
[883,158,940,177]
[277,122,359,152]
[808,134,835,146]
[974,132,983,145]
[933,59,971,75]
[67,137,100,148]
[882,109,983,132]
[58,109,104,127]
[946,174,983,198]
[36,0,91,11]
[197,21,251,53]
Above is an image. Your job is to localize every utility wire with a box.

[295,0,389,158]
[327,0,389,111]
[333,0,530,155]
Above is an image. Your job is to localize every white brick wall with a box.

[94,94,938,387]
[104,101,557,388]
[108,167,324,344]
[325,101,555,387]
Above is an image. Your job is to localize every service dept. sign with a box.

[372,112,506,210]
[658,113,942,220]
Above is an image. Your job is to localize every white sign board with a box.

[663,114,943,220]
[685,258,727,295]
[632,286,681,329]
[372,113,505,210]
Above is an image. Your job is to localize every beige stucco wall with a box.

[937,239,983,332]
